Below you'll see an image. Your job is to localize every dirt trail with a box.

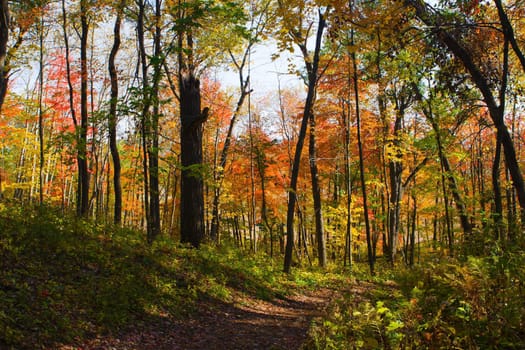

[67,288,336,350]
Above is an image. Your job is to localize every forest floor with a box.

[66,288,337,350]
[4,206,524,349]
[1,205,350,349]
[67,288,335,350]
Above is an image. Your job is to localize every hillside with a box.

[0,205,340,349]
[2,205,525,349]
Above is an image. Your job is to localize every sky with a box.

[216,41,306,97]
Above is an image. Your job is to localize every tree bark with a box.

[108,0,124,224]
[254,144,274,257]
[441,156,473,236]
[494,0,525,73]
[387,110,404,264]
[354,50,374,275]
[0,0,8,114]
[37,16,45,205]
[309,110,326,268]
[409,193,417,266]
[283,10,325,273]
[179,73,206,248]
[137,0,150,237]
[306,39,326,268]
[60,0,78,127]
[493,130,504,239]
[342,102,353,269]
[78,0,90,217]
[136,0,162,242]
[147,0,162,243]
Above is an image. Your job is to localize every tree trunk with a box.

[405,0,525,217]
[493,130,504,240]
[375,30,390,262]
[354,57,374,275]
[387,110,404,264]
[476,134,486,227]
[434,126,461,255]
[37,16,45,205]
[441,156,472,236]
[409,193,417,266]
[342,102,353,269]
[108,0,124,225]
[78,0,90,217]
[283,10,325,273]
[170,164,179,236]
[137,0,161,242]
[255,145,274,257]
[147,0,162,243]
[349,20,374,274]
[61,0,82,213]
[309,111,326,268]
[494,0,525,74]
[412,83,473,237]
[137,0,151,238]
[248,113,257,253]
[0,0,8,114]
[179,73,206,247]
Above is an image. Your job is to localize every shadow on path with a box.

[73,289,335,350]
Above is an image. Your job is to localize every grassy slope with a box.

[0,204,337,349]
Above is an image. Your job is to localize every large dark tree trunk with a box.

[491,37,510,239]
[78,0,90,217]
[179,73,206,248]
[0,0,8,114]
[108,0,124,224]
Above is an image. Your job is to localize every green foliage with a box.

[305,277,410,350]
[305,246,525,349]
[168,0,250,65]
[0,204,307,348]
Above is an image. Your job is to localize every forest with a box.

[1,0,525,348]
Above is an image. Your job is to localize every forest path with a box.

[74,288,336,350]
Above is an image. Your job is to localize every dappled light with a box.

[1,0,525,348]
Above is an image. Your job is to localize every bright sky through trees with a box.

[217,40,306,95]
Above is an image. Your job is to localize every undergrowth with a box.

[9,202,522,349]
[0,203,332,349]
[305,246,525,349]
